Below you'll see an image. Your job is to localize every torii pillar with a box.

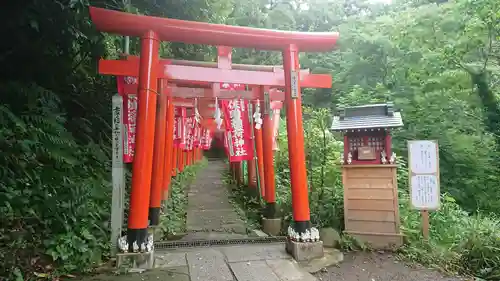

[162,95,175,200]
[127,31,160,251]
[149,79,168,226]
[283,45,323,260]
[260,86,280,236]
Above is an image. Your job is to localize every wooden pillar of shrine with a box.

[235,162,243,186]
[332,103,404,249]
[171,144,177,177]
[185,148,190,167]
[248,157,257,189]
[178,147,184,172]
[163,96,175,200]
[149,79,168,226]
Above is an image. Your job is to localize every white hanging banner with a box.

[253,100,262,130]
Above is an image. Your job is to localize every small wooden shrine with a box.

[331,103,404,249]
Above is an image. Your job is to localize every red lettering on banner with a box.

[220,99,254,162]
[184,116,194,151]
[200,128,213,150]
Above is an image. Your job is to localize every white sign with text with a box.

[408,140,440,210]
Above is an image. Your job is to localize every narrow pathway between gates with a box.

[147,158,319,281]
[181,159,248,241]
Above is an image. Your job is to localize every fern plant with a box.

[0,82,111,278]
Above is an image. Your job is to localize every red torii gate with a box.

[109,50,321,235]
[110,47,294,232]
[90,6,339,258]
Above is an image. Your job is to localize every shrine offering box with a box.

[331,103,404,249]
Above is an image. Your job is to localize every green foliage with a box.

[399,195,500,280]
[316,0,500,214]
[223,169,262,231]
[274,108,345,230]
[396,161,500,280]
[0,82,111,279]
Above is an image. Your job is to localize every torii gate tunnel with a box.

[89,7,339,251]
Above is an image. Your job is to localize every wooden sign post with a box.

[408,140,440,240]
[111,94,126,255]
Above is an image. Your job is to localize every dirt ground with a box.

[314,251,468,281]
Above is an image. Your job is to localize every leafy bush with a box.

[399,190,500,280]
[397,160,500,280]
[0,82,111,279]
[272,108,344,230]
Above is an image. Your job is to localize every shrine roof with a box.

[330,103,403,132]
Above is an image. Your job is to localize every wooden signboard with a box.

[408,140,440,239]
[357,146,376,160]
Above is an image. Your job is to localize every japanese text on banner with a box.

[173,107,186,149]
[220,99,254,162]
[116,76,138,163]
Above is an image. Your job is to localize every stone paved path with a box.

[182,159,247,241]
[154,243,317,281]
[83,244,318,281]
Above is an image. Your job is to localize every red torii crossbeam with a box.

[89,7,338,51]
[99,59,331,88]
